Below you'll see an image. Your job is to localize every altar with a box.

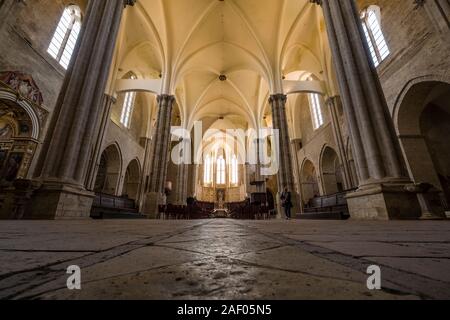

[212,189,230,218]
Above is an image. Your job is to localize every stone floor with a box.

[0,219,449,300]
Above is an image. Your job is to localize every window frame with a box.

[308,92,324,130]
[230,155,239,186]
[47,5,82,70]
[203,154,213,185]
[120,73,137,128]
[361,6,390,67]
[216,155,226,185]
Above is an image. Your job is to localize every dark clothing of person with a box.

[187,197,196,206]
[281,191,293,219]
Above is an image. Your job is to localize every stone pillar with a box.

[254,138,267,194]
[173,137,190,205]
[327,96,353,189]
[138,137,152,211]
[290,138,304,213]
[27,0,135,219]
[143,95,175,217]
[190,164,199,198]
[269,94,300,217]
[85,94,117,190]
[312,0,421,219]
[174,164,189,205]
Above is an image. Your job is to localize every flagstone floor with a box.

[0,219,449,300]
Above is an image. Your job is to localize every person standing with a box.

[281,188,293,220]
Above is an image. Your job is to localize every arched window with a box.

[47,5,82,69]
[230,155,239,185]
[361,6,390,67]
[216,155,226,185]
[300,72,324,130]
[309,93,324,130]
[120,73,137,128]
[204,155,213,185]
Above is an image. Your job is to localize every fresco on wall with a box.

[0,71,44,106]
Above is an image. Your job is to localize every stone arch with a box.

[0,85,47,183]
[394,77,450,210]
[122,158,141,202]
[320,145,344,195]
[300,159,320,205]
[0,89,41,140]
[94,143,122,196]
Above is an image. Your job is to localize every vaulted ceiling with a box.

[110,0,334,133]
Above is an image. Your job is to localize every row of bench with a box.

[90,193,144,219]
[301,190,355,220]
[158,203,212,220]
[90,191,353,221]
[229,202,275,220]
[159,201,276,220]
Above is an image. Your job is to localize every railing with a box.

[91,193,139,219]
[93,193,137,210]
[304,189,356,217]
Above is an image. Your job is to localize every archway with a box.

[396,80,450,210]
[122,159,141,202]
[0,100,37,185]
[94,144,122,195]
[300,159,320,205]
[321,146,344,195]
[0,72,47,186]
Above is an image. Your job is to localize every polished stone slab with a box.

[0,219,449,300]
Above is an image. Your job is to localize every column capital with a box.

[105,93,117,105]
[156,94,176,105]
[268,94,287,104]
[325,95,340,107]
[291,138,302,145]
[124,0,137,7]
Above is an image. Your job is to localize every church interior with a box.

[0,0,449,300]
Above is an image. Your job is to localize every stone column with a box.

[269,94,300,217]
[138,137,152,211]
[326,96,353,189]
[142,95,175,217]
[190,164,199,198]
[173,136,191,205]
[290,138,304,213]
[312,0,421,219]
[85,94,117,190]
[174,164,189,205]
[27,0,135,219]
[254,138,267,194]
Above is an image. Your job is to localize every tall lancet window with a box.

[217,155,226,185]
[120,73,137,128]
[230,155,239,185]
[204,155,213,185]
[47,5,82,69]
[309,93,324,130]
[361,6,390,67]
[306,77,324,130]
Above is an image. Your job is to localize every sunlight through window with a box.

[47,5,82,70]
